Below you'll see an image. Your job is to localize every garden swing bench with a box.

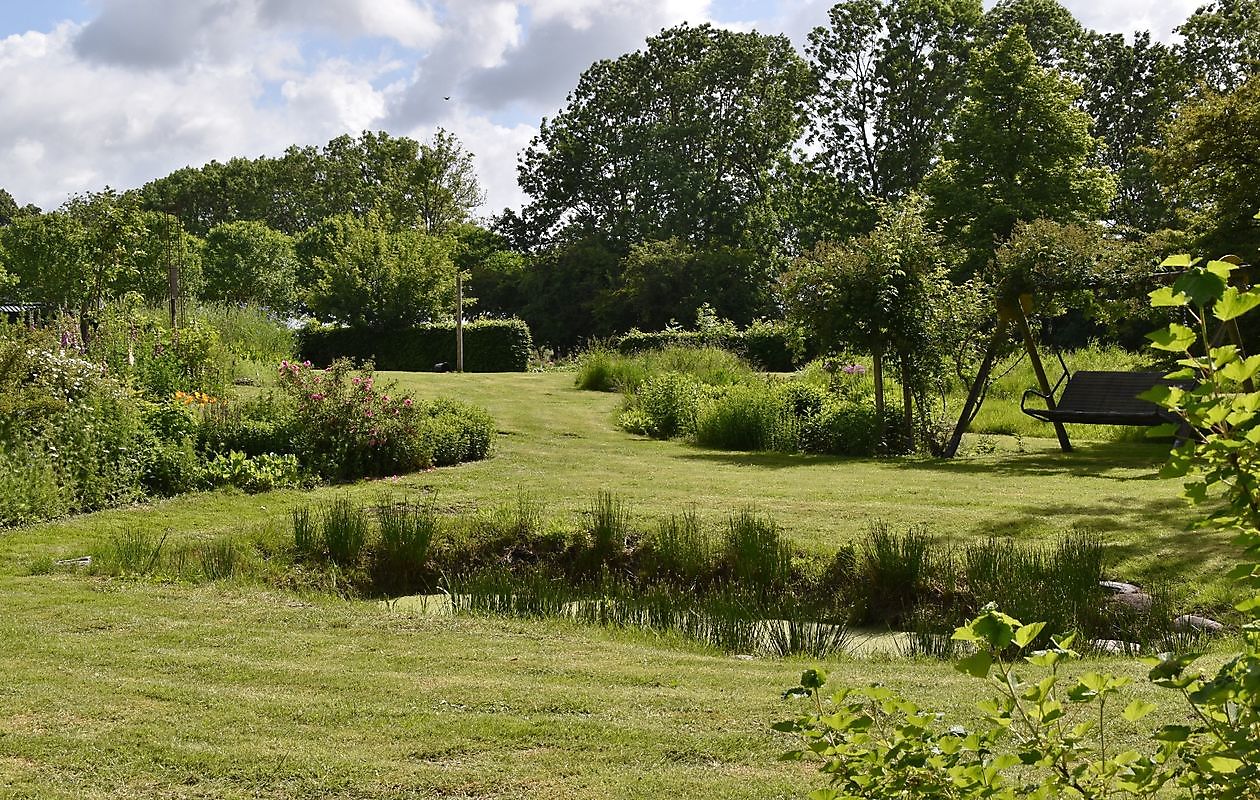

[943,294,1198,457]
[1018,352,1183,428]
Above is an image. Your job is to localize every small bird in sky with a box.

[443,96,451,101]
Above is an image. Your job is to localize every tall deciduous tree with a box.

[139,130,484,237]
[804,0,982,211]
[981,0,1087,78]
[515,23,814,255]
[1081,31,1186,233]
[1155,74,1260,262]
[926,27,1114,273]
[1177,0,1260,93]
[305,213,456,330]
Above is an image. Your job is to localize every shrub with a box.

[622,372,704,438]
[693,383,796,452]
[574,346,647,392]
[89,308,232,399]
[615,319,804,371]
[275,358,494,480]
[196,392,299,458]
[578,345,754,394]
[202,451,302,494]
[299,318,533,372]
[0,445,65,527]
[142,437,203,497]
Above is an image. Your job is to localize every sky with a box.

[0,0,1207,219]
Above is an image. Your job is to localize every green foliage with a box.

[722,510,792,598]
[201,220,298,311]
[201,451,302,494]
[302,213,457,329]
[614,238,773,332]
[577,344,756,393]
[1175,0,1260,93]
[1081,30,1184,232]
[982,0,1087,76]
[89,306,232,399]
[515,23,813,255]
[275,358,493,481]
[319,497,370,569]
[621,372,705,439]
[371,496,439,594]
[299,317,533,372]
[195,304,295,365]
[1155,74,1260,265]
[782,233,1260,800]
[138,129,483,237]
[779,607,1175,800]
[927,26,1115,272]
[693,384,796,452]
[803,0,981,223]
[613,313,805,372]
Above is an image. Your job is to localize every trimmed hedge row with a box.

[299,318,533,372]
[615,321,805,372]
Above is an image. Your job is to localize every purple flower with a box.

[841,363,867,376]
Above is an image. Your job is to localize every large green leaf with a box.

[1173,268,1226,306]
[1214,286,1260,321]
[1146,323,1196,352]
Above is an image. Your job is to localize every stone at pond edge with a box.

[1172,614,1224,634]
[1090,639,1141,655]
[1100,580,1141,595]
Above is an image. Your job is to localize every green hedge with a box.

[299,319,533,372]
[615,320,805,372]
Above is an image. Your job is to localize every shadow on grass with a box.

[966,496,1238,585]
[673,450,850,469]
[903,440,1169,481]
[970,496,1192,539]
[672,440,1167,479]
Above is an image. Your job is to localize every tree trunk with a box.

[872,343,885,432]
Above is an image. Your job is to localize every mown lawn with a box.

[0,371,1234,798]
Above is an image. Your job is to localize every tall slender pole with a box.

[167,216,179,330]
[455,271,464,373]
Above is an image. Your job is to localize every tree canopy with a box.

[138,129,483,237]
[514,23,814,255]
[926,27,1114,272]
[800,0,981,244]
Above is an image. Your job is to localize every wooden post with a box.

[455,271,464,373]
[943,313,1011,458]
[1015,295,1071,453]
[167,216,180,330]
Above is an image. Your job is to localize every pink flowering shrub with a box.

[276,358,492,480]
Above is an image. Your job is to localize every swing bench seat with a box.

[1020,371,1184,427]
